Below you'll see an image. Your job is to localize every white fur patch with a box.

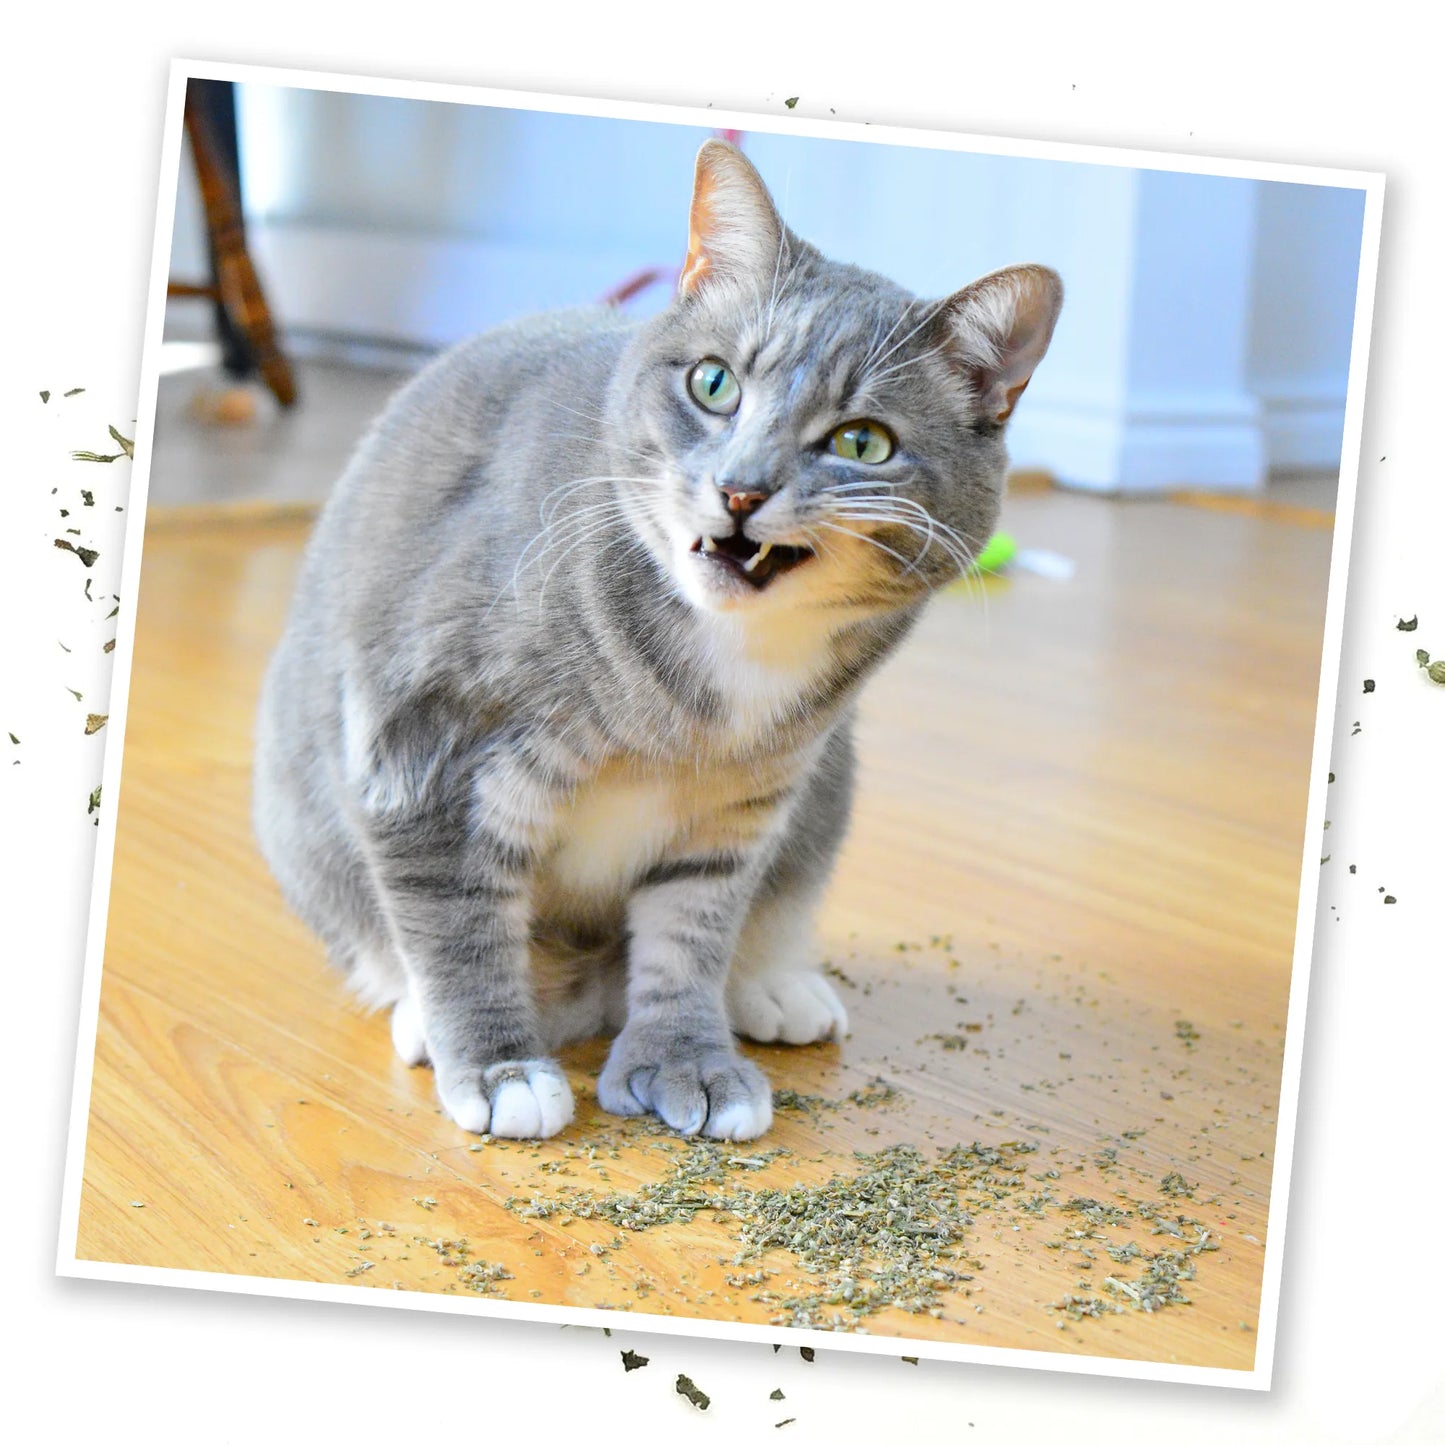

[728,969,848,1045]
[540,771,677,899]
[695,611,833,743]
[727,892,847,1043]
[706,1092,775,1142]
[390,989,429,1065]
[350,943,407,1010]
[436,1059,574,1139]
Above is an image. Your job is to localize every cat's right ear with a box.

[938,265,1064,425]
[679,141,786,297]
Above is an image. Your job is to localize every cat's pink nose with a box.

[720,483,768,515]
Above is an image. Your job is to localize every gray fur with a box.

[253,140,1061,1141]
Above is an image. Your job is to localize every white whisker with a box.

[506,498,638,604]
[863,339,953,391]
[866,298,950,379]
[816,519,921,577]
[857,299,918,376]
[537,473,669,526]
[545,398,609,424]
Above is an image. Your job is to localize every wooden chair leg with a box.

[183,82,298,408]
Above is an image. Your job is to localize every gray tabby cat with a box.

[253,139,1061,1143]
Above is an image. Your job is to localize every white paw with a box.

[390,991,430,1066]
[435,1059,575,1139]
[727,969,848,1045]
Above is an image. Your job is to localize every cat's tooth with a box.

[701,536,719,553]
[742,542,773,574]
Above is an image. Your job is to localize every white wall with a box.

[1248,182,1367,469]
[169,86,1367,491]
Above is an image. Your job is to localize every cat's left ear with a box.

[937,265,1064,425]
[679,140,786,296]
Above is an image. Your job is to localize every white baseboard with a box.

[1254,381,1348,472]
[1008,394,1269,494]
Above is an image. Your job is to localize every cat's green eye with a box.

[830,421,894,465]
[688,358,741,416]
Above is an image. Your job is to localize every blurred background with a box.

[154,79,1368,511]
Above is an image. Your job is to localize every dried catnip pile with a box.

[291,931,1272,1345]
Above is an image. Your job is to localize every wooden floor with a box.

[75,480,1333,1371]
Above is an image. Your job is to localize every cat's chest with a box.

[533,749,788,909]
[539,769,682,899]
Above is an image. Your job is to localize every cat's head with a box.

[606,140,1062,617]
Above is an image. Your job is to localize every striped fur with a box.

[252,141,1061,1141]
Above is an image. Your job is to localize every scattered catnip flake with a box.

[65,387,85,397]
[108,424,135,459]
[1049,1292,1121,1321]
[1159,1172,1195,1199]
[53,538,100,567]
[81,490,94,506]
[456,1259,512,1294]
[770,1388,786,1400]
[1417,649,1431,666]
[800,1348,815,1363]
[901,1356,919,1365]
[620,1349,649,1372]
[776,1420,796,1429]
[65,687,82,702]
[1174,1020,1200,1046]
[70,450,123,464]
[87,785,102,815]
[847,1078,898,1107]
[773,1089,841,1114]
[103,639,115,654]
[84,577,93,601]
[675,1374,710,1410]
[1328,772,1334,782]
[1384,895,1397,904]
[105,604,119,619]
[40,390,50,403]
[785,96,799,108]
[924,1032,970,1051]
[7,733,17,746]
[84,713,108,735]
[1363,679,1375,693]
[1398,616,1419,631]
[1102,1236,1215,1313]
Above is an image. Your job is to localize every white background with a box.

[2,5,1440,1441]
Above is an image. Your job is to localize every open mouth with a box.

[689,532,814,590]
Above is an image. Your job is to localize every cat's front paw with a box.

[434,1057,574,1139]
[727,969,848,1044]
[597,1029,773,1141]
